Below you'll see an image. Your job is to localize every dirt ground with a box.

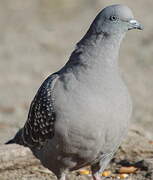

[1,127,153,180]
[0,0,153,179]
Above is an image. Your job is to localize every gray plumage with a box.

[6,4,143,180]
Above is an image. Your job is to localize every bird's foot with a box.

[58,173,66,180]
[93,176,109,180]
[92,174,102,180]
[58,177,65,180]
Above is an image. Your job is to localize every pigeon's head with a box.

[92,4,143,36]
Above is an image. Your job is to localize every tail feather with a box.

[5,139,16,144]
[5,128,24,146]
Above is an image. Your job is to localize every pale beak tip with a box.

[129,19,144,30]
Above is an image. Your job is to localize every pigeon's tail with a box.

[5,138,15,144]
[5,128,25,146]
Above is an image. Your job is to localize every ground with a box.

[0,0,153,179]
[1,126,153,180]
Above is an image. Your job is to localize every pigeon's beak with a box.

[128,19,143,30]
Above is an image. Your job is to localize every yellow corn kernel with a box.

[79,169,90,175]
[118,173,129,179]
[119,166,137,174]
[102,170,111,177]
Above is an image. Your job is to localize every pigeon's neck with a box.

[67,32,125,77]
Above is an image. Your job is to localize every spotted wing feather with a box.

[22,73,59,148]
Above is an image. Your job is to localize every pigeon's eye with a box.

[109,16,118,21]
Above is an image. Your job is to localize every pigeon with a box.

[6,4,143,180]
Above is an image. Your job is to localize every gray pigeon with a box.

[6,4,143,180]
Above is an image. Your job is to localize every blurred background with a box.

[0,0,152,144]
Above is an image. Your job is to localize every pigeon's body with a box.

[47,34,132,171]
[6,4,143,180]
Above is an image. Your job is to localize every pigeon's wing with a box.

[22,73,59,148]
